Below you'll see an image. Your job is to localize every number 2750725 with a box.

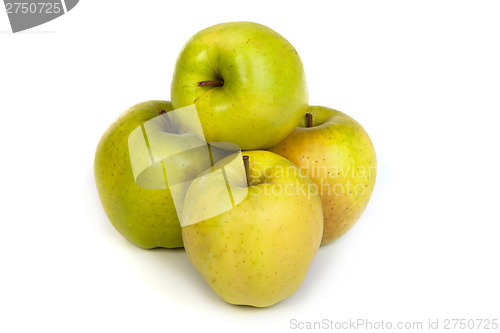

[5,2,62,14]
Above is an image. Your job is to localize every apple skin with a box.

[181,150,323,307]
[94,100,208,249]
[171,21,308,150]
[269,106,377,245]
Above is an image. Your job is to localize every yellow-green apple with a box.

[171,21,308,150]
[94,101,229,249]
[270,106,377,245]
[181,150,323,307]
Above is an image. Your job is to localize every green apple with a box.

[181,150,323,307]
[269,106,377,245]
[171,21,308,150]
[94,100,229,249]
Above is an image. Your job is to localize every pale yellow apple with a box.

[270,106,376,245]
[181,150,323,307]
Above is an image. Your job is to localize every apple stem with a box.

[158,109,174,131]
[197,80,224,87]
[306,113,313,128]
[243,155,250,187]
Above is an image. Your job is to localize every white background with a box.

[1,1,499,332]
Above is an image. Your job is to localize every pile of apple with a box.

[95,22,376,307]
